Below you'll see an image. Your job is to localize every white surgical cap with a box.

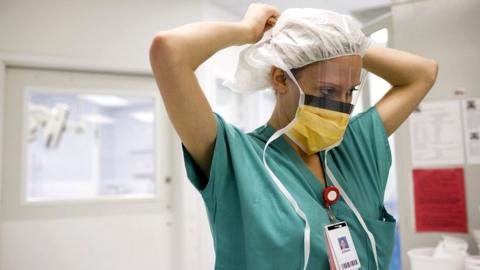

[223,8,370,93]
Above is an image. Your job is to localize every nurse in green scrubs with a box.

[149,3,438,270]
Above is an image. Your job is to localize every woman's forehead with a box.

[300,58,362,85]
[303,56,361,74]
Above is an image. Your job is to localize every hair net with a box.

[223,8,370,93]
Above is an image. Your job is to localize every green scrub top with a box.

[182,106,396,270]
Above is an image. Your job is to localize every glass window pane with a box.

[25,89,157,202]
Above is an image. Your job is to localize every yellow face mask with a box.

[286,105,350,155]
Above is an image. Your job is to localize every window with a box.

[24,87,158,202]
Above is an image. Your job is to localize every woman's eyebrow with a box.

[316,82,361,88]
[316,82,341,88]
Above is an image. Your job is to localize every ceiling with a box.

[209,0,392,19]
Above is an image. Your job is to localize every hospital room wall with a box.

[390,0,480,268]
[0,0,232,269]
[0,0,203,71]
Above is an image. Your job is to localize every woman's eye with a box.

[320,87,338,97]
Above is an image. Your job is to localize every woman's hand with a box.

[240,3,281,44]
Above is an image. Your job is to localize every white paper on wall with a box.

[462,98,480,164]
[409,100,465,166]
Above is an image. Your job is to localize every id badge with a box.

[324,221,361,270]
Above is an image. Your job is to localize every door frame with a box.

[0,53,185,270]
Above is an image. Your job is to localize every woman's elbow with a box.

[423,59,439,87]
[149,32,180,69]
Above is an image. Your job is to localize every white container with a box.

[465,255,480,270]
[408,248,465,270]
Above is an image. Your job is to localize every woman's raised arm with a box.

[363,46,439,136]
[149,3,280,178]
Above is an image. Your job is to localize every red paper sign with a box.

[413,168,468,233]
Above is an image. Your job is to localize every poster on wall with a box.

[409,100,464,166]
[413,168,468,233]
[462,98,480,164]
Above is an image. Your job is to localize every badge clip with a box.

[323,186,340,222]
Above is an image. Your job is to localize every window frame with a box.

[20,85,165,205]
[0,54,172,211]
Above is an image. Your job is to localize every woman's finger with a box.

[267,17,277,26]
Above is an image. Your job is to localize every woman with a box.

[149,3,438,270]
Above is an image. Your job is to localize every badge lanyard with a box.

[324,149,379,270]
[322,185,361,270]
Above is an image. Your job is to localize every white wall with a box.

[0,0,241,270]
[390,0,480,268]
[2,215,174,270]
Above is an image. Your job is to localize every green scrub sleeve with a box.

[181,113,233,200]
